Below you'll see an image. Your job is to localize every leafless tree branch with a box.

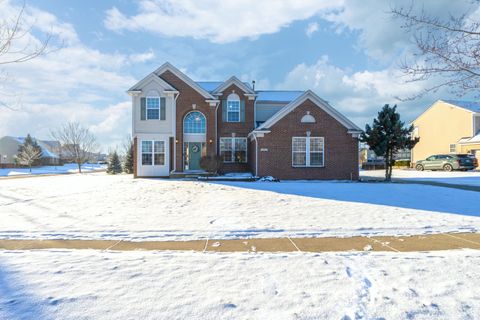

[391,1,480,100]
[51,122,99,173]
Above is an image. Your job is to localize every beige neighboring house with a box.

[411,100,480,164]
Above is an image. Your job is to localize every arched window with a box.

[227,93,240,122]
[183,111,206,134]
[301,112,316,123]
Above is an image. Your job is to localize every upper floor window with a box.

[227,93,240,122]
[292,136,324,167]
[146,97,160,120]
[184,111,206,134]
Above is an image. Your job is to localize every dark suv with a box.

[415,154,478,171]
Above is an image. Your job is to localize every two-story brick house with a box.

[128,62,362,180]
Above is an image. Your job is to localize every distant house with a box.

[411,100,480,164]
[0,136,61,166]
[127,62,362,179]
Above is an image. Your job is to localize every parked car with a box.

[415,154,478,171]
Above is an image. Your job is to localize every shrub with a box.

[107,151,122,174]
[394,160,411,167]
[200,155,222,174]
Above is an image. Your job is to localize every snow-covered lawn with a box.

[0,173,479,241]
[0,163,106,177]
[361,169,480,187]
[0,249,479,319]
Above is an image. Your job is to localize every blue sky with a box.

[1,0,478,150]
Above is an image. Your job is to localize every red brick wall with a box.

[256,99,359,180]
[159,70,216,172]
[216,84,255,173]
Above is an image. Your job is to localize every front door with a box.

[187,142,202,171]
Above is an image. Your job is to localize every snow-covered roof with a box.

[9,136,60,158]
[443,100,480,113]
[196,81,252,93]
[459,132,480,144]
[196,82,224,93]
[256,91,305,103]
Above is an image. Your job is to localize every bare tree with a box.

[17,143,42,172]
[51,122,98,173]
[0,1,52,109]
[392,1,480,99]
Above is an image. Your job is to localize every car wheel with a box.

[443,164,453,172]
[415,164,424,171]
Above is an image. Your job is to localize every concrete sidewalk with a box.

[1,232,480,253]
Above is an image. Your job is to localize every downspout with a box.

[252,133,259,177]
[215,101,220,154]
[173,92,180,173]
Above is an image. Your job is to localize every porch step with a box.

[169,171,212,179]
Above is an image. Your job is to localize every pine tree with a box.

[17,134,43,171]
[361,104,419,181]
[107,151,122,174]
[123,142,134,174]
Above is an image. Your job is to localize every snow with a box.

[256,90,305,102]
[1,173,479,241]
[0,163,106,177]
[0,249,479,319]
[361,169,480,187]
[443,99,480,113]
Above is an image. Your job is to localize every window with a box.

[292,137,306,166]
[227,93,240,122]
[184,111,206,134]
[142,141,152,165]
[141,140,165,166]
[449,144,456,153]
[292,136,324,167]
[146,97,160,120]
[154,141,165,165]
[220,137,247,163]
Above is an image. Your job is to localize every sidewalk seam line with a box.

[203,238,209,253]
[369,237,400,252]
[104,240,122,251]
[287,237,302,253]
[444,234,480,247]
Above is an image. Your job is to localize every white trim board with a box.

[255,90,362,133]
[154,62,215,99]
[127,73,176,93]
[212,76,255,95]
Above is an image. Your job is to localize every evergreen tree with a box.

[17,134,43,169]
[123,142,134,174]
[107,151,122,174]
[361,104,419,181]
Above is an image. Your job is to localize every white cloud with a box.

[322,0,477,62]
[305,22,319,37]
[0,1,138,150]
[278,56,448,127]
[129,50,156,63]
[104,0,343,43]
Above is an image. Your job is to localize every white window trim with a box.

[292,136,325,167]
[449,143,456,153]
[141,140,165,166]
[146,96,160,120]
[220,137,247,163]
[226,100,241,122]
